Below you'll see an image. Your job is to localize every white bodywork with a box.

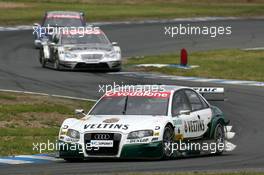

[59,86,236,158]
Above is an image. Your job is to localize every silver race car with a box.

[39,28,122,71]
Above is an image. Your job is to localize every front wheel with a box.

[162,126,174,159]
[214,123,225,155]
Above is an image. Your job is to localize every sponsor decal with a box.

[175,134,183,141]
[177,128,181,134]
[84,123,129,130]
[173,119,183,126]
[151,137,159,142]
[129,138,149,144]
[193,87,223,93]
[65,137,79,142]
[104,91,170,98]
[154,132,160,136]
[90,140,113,147]
[103,118,120,123]
[186,120,205,133]
[46,14,81,19]
[184,121,188,133]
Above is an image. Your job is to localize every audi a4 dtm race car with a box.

[58,86,236,161]
[39,28,122,71]
[33,11,86,48]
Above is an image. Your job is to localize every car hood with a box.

[63,44,112,52]
[68,115,165,134]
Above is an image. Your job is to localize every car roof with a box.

[46,11,82,16]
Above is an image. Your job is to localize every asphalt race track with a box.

[0,19,264,174]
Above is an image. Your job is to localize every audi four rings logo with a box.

[94,134,110,140]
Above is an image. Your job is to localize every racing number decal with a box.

[184,120,205,133]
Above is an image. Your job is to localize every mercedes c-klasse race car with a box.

[39,28,122,71]
[58,86,236,161]
[33,11,86,48]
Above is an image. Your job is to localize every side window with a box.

[199,95,209,109]
[172,91,191,116]
[52,34,59,44]
[185,90,204,111]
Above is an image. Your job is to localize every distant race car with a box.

[33,11,86,48]
[39,28,122,71]
[58,85,236,161]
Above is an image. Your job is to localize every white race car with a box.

[58,85,236,161]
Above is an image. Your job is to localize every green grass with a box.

[1,0,264,25]
[0,104,73,116]
[0,93,16,100]
[0,92,95,156]
[121,173,264,175]
[125,49,264,82]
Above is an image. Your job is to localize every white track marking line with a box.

[0,159,33,165]
[0,89,96,102]
[16,155,61,161]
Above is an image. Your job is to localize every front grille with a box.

[84,133,121,156]
[81,54,103,61]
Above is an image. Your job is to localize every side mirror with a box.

[49,42,56,46]
[33,23,40,26]
[75,109,86,116]
[179,110,191,115]
[112,42,118,46]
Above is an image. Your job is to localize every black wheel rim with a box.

[215,124,225,153]
[163,128,174,157]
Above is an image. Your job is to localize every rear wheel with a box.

[214,123,225,155]
[53,55,61,70]
[162,126,174,159]
[39,49,46,68]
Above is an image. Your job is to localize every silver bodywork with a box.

[41,33,122,71]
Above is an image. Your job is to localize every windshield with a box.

[43,17,83,27]
[61,33,109,45]
[89,93,169,116]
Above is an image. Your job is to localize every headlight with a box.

[66,129,80,139]
[105,50,118,58]
[64,52,77,59]
[127,130,153,139]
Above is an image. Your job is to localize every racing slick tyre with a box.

[111,68,121,72]
[53,55,62,71]
[214,123,225,155]
[39,49,46,68]
[162,126,174,159]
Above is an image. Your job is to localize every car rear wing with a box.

[192,87,225,101]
